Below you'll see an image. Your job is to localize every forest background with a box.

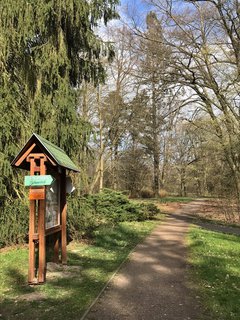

[0,0,240,248]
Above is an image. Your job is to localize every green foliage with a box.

[0,198,29,248]
[89,188,141,222]
[67,195,102,240]
[142,202,160,219]
[188,227,240,320]
[67,189,160,240]
[0,0,119,88]
[0,189,159,249]
[0,0,119,214]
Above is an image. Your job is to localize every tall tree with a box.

[94,26,138,191]
[0,0,119,202]
[133,12,180,196]
[148,0,240,201]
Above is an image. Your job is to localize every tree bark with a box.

[98,86,104,192]
[152,81,160,197]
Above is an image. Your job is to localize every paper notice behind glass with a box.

[45,179,59,229]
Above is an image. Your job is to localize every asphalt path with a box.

[83,203,211,320]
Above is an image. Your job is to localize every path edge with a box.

[79,221,162,320]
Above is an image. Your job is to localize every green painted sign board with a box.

[24,175,54,187]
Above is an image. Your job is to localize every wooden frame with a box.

[45,173,60,230]
[12,134,79,285]
[27,153,47,283]
[60,169,67,265]
[26,153,67,283]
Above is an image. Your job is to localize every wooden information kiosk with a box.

[12,133,79,284]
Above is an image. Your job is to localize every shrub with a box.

[0,189,160,248]
[159,189,169,198]
[90,189,140,222]
[139,188,155,198]
[141,203,160,220]
[67,189,160,240]
[67,196,102,240]
[0,199,29,248]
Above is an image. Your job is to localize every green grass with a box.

[158,196,194,203]
[0,218,160,320]
[188,227,240,320]
[138,196,194,203]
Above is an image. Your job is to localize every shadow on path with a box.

[174,200,240,236]
[84,203,212,320]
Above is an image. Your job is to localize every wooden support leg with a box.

[27,153,47,284]
[53,233,60,263]
[61,203,67,264]
[38,199,46,283]
[28,200,36,283]
[61,170,67,265]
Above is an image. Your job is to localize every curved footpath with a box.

[83,202,212,320]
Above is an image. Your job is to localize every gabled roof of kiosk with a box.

[11,133,80,172]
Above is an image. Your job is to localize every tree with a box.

[130,12,182,196]
[91,26,138,191]
[148,0,240,201]
[0,0,119,203]
[118,147,152,197]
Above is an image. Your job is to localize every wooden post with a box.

[53,233,60,263]
[27,154,47,284]
[28,157,36,284]
[38,198,46,283]
[38,157,46,283]
[28,200,36,283]
[61,169,67,264]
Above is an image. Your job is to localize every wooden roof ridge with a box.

[11,133,80,172]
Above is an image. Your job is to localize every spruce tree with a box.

[0,0,119,205]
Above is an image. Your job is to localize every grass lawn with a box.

[157,196,194,203]
[0,218,160,320]
[135,196,195,204]
[188,227,240,320]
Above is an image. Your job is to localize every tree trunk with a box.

[180,168,187,197]
[152,80,160,197]
[196,178,201,197]
[232,168,240,205]
[112,146,118,190]
[98,86,104,192]
[153,153,160,197]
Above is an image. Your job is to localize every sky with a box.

[120,0,151,13]
[98,0,152,39]
[118,0,153,26]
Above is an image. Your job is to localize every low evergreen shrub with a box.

[0,189,160,248]
[67,196,103,240]
[67,189,160,240]
[0,199,28,248]
[139,188,155,198]
[140,203,160,220]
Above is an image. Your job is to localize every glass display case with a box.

[45,178,60,229]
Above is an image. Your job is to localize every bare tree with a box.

[129,12,184,196]
[85,26,139,192]
[144,0,240,201]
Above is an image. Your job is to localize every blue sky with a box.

[118,0,153,27]
[99,0,152,32]
[120,0,151,12]
[120,0,150,15]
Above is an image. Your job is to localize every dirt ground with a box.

[83,201,212,320]
[160,199,240,227]
[180,200,240,236]
[181,199,239,225]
